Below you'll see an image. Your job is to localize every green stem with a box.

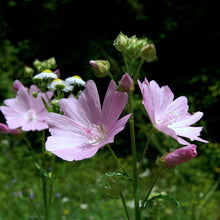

[127,92,140,220]
[29,196,42,220]
[145,168,162,201]
[123,53,129,74]
[107,144,129,177]
[138,128,154,175]
[120,193,130,220]
[40,130,48,215]
[134,58,144,82]
[46,155,56,220]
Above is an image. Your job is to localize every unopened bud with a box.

[89,60,111,78]
[47,57,56,69]
[24,66,35,76]
[113,32,128,52]
[159,145,197,168]
[141,43,156,62]
[33,59,41,68]
[12,80,23,92]
[118,73,133,93]
[0,123,21,135]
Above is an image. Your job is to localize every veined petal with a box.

[59,80,102,125]
[103,114,131,145]
[172,111,204,128]
[174,126,209,143]
[102,80,128,131]
[149,80,174,116]
[46,112,86,137]
[46,136,99,161]
[0,106,25,129]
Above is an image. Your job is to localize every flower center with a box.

[157,111,179,127]
[85,124,106,145]
[25,109,38,122]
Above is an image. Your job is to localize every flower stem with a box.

[120,193,130,220]
[46,154,56,220]
[134,58,144,82]
[107,144,129,177]
[138,128,154,175]
[127,92,140,220]
[145,168,162,201]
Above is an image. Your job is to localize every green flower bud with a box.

[33,59,41,69]
[89,60,111,78]
[113,32,128,52]
[141,43,156,62]
[47,57,56,69]
[24,65,35,76]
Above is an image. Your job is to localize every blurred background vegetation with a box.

[0,0,220,219]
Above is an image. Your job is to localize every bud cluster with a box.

[114,32,156,63]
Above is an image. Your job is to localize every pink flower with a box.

[0,82,53,131]
[0,123,21,135]
[45,80,131,161]
[118,73,133,93]
[160,145,197,168]
[138,78,208,145]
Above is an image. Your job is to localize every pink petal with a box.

[0,106,25,129]
[46,112,86,137]
[174,126,209,143]
[102,80,128,131]
[102,114,131,145]
[46,136,99,161]
[165,96,188,117]
[59,80,102,125]
[172,111,204,128]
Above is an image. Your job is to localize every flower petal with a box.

[102,80,128,131]
[59,80,102,125]
[46,136,99,161]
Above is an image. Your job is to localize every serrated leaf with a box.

[139,193,180,212]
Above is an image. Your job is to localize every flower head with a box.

[48,79,73,93]
[65,75,86,87]
[160,145,197,168]
[45,80,131,161]
[0,81,52,131]
[138,78,208,145]
[34,69,58,80]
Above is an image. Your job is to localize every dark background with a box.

[0,0,219,142]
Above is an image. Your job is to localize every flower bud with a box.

[12,80,23,92]
[141,43,156,62]
[24,66,35,76]
[160,145,197,168]
[33,59,41,68]
[118,73,133,93]
[89,60,111,78]
[47,57,57,69]
[113,32,128,52]
[0,123,21,135]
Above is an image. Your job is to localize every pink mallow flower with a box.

[160,145,197,168]
[138,78,208,145]
[45,80,131,161]
[0,82,52,131]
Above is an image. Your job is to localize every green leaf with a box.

[55,162,68,180]
[139,193,180,212]
[34,162,50,178]
[41,97,52,112]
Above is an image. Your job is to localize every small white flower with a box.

[34,69,58,80]
[48,79,73,92]
[65,75,85,87]
[80,203,88,209]
[61,197,69,203]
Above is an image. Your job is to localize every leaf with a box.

[139,193,180,212]
[41,97,52,112]
[34,162,50,178]
[55,162,68,180]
